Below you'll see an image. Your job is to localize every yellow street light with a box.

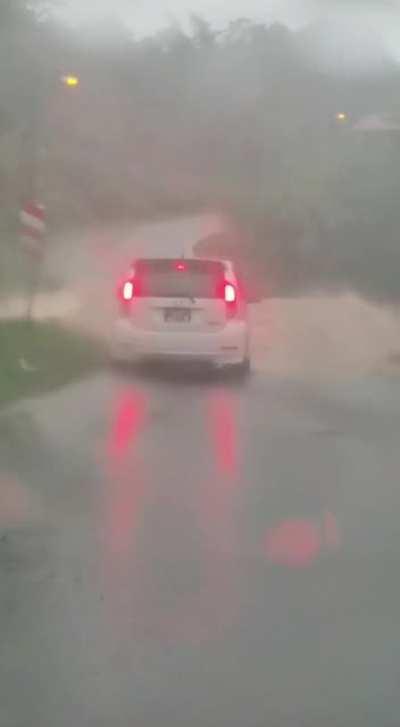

[336,112,348,122]
[62,75,79,88]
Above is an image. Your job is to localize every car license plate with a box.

[164,308,191,323]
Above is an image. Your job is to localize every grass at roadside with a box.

[0,319,104,408]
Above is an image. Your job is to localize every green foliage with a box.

[0,320,103,407]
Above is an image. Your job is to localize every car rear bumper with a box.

[111,319,248,367]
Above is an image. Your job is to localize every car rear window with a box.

[134,259,225,299]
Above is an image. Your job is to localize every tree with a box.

[1,4,399,300]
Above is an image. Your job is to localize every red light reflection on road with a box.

[264,513,341,568]
[175,390,242,644]
[203,390,241,552]
[265,519,322,568]
[104,389,147,555]
[102,387,245,647]
[208,391,238,478]
[99,387,150,645]
[107,390,146,462]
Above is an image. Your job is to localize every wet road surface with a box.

[1,366,400,726]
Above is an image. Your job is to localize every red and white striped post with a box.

[19,201,46,319]
[20,201,46,255]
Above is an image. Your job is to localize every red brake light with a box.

[122,280,134,301]
[224,283,236,304]
[175,261,186,272]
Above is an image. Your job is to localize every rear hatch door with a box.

[129,259,227,332]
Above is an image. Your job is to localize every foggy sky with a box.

[60,0,311,34]
[60,0,400,64]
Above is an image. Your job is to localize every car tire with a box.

[109,342,129,371]
[228,348,251,378]
[236,355,251,377]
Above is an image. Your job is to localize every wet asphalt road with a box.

[1,365,400,727]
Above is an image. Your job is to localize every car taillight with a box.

[224,283,236,304]
[224,282,238,318]
[122,280,134,301]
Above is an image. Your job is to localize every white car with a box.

[111,257,251,373]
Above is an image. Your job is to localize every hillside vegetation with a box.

[1,3,400,300]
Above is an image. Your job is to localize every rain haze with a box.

[60,0,400,57]
[61,0,311,34]
[2,1,400,727]
[59,0,400,83]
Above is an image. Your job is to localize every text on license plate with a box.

[164,308,191,323]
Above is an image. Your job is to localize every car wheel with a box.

[228,351,251,379]
[237,355,251,376]
[109,341,129,370]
